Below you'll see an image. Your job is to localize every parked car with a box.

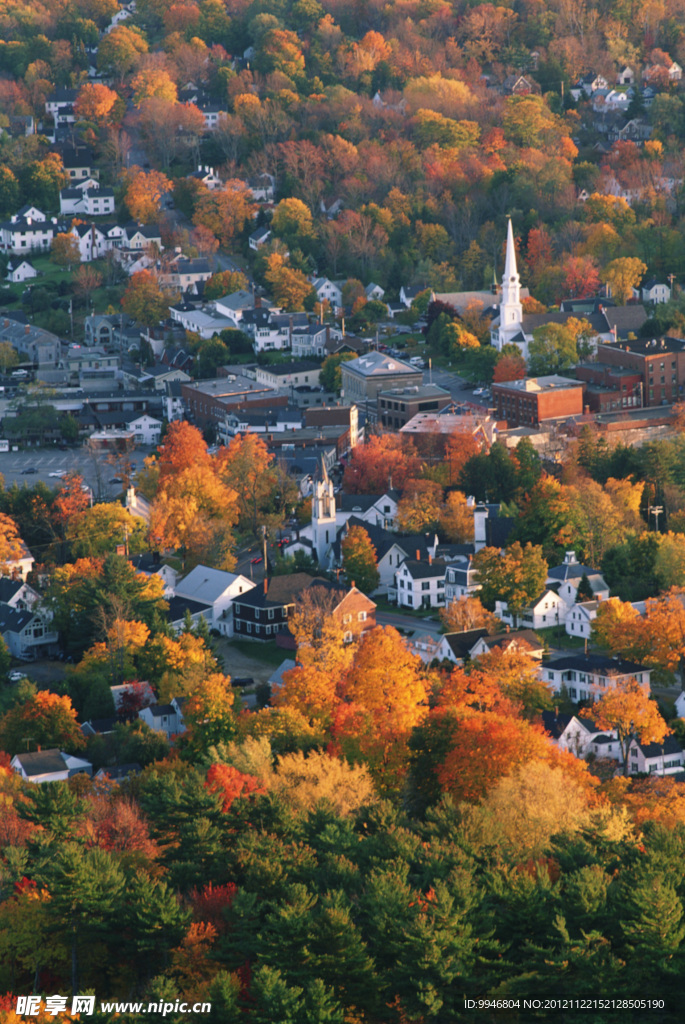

[21,467,37,474]
[8,670,25,682]
[250,556,263,565]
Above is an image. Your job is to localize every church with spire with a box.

[490,217,529,358]
[489,218,648,363]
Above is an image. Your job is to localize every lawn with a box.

[226,638,289,666]
[533,626,588,650]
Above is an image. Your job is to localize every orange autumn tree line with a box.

[592,589,685,678]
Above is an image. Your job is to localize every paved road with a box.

[376,610,442,636]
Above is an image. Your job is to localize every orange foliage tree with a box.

[192,181,255,248]
[122,270,178,330]
[440,595,499,634]
[272,664,340,726]
[124,167,173,224]
[436,711,554,803]
[74,83,119,123]
[343,435,422,493]
[0,691,85,755]
[581,680,669,775]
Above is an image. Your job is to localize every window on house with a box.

[268,609,274,620]
[358,611,366,622]
[344,631,353,643]
[343,614,352,624]
[407,596,413,606]
[247,623,252,634]
[421,582,430,591]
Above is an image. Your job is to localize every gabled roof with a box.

[476,629,543,653]
[632,734,683,758]
[0,578,27,603]
[540,710,574,739]
[0,605,35,632]
[544,653,648,674]
[176,565,251,604]
[548,562,604,582]
[440,628,488,659]
[143,703,176,718]
[399,558,446,580]
[166,596,211,621]
[237,573,332,609]
[12,749,89,776]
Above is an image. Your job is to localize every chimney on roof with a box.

[351,580,355,589]
[24,325,30,334]
[428,553,432,566]
[263,577,268,595]
[416,549,420,560]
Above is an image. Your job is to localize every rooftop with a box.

[493,375,582,394]
[343,351,420,377]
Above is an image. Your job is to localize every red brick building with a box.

[595,337,685,407]
[491,376,584,427]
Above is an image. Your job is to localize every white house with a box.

[444,559,480,601]
[249,226,271,251]
[337,492,399,530]
[5,258,38,283]
[365,282,385,302]
[0,605,58,660]
[0,577,40,610]
[139,697,186,739]
[394,558,446,609]
[627,734,684,775]
[124,225,163,251]
[495,587,567,630]
[11,749,92,783]
[433,628,489,665]
[639,278,671,304]
[174,564,255,637]
[616,65,635,85]
[190,165,222,189]
[540,653,651,702]
[0,209,56,254]
[128,414,162,446]
[566,600,599,640]
[547,551,609,606]
[399,285,425,308]
[311,277,343,309]
[542,710,619,759]
[129,554,178,598]
[69,223,110,262]
[214,289,256,325]
[60,184,115,217]
[470,629,545,661]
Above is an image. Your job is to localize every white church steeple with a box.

[312,457,336,567]
[500,217,523,329]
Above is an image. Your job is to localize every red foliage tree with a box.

[343,435,422,494]
[190,881,238,934]
[205,764,265,812]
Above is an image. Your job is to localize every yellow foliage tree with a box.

[581,679,669,774]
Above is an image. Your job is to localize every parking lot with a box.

[0,444,157,499]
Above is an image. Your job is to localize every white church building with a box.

[489,219,645,362]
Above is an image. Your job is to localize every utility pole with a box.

[649,504,663,532]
